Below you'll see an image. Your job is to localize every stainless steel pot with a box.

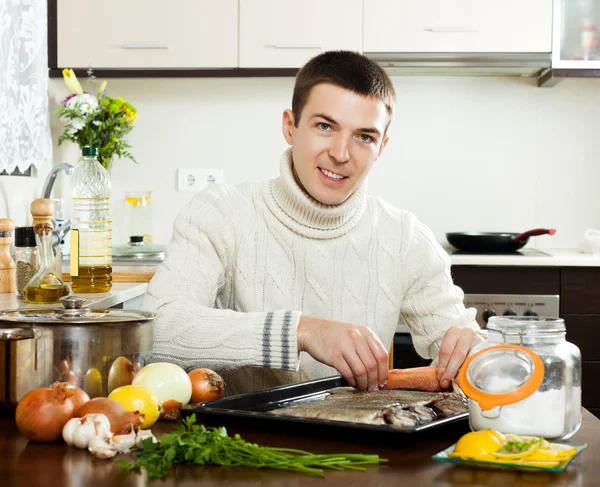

[0,295,154,408]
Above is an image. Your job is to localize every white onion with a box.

[132,363,192,407]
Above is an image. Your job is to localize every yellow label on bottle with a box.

[70,229,79,277]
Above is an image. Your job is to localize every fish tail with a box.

[383,366,443,392]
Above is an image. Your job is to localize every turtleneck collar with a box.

[264,148,368,239]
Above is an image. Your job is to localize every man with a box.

[142,51,483,395]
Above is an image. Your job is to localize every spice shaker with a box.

[15,226,38,298]
[0,218,17,293]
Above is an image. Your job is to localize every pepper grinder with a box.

[0,218,17,293]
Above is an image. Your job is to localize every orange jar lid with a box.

[457,344,545,411]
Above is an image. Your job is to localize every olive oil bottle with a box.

[70,146,113,293]
[23,199,69,303]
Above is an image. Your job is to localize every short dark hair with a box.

[292,50,396,130]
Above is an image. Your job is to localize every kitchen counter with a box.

[0,410,597,486]
[448,248,600,267]
[0,282,148,311]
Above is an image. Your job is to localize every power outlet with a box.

[177,168,224,192]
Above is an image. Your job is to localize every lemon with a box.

[108,384,160,429]
[493,435,542,460]
[449,431,503,461]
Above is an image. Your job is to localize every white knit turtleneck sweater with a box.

[142,149,480,395]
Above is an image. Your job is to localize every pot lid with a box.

[0,295,155,325]
[457,344,545,411]
[112,236,165,261]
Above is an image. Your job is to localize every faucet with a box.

[41,163,74,251]
[42,163,74,199]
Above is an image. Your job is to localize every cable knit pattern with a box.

[142,149,481,395]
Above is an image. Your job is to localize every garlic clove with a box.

[73,419,97,449]
[87,413,113,441]
[88,435,118,459]
[62,417,83,446]
[111,429,136,453]
[135,429,158,447]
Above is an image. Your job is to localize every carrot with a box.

[383,365,444,392]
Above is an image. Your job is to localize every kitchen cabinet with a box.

[56,0,238,69]
[239,0,362,68]
[363,0,552,53]
[452,265,600,418]
[552,0,600,68]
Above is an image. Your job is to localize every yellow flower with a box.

[124,107,137,121]
[62,69,83,95]
[97,80,107,95]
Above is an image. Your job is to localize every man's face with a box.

[282,83,390,206]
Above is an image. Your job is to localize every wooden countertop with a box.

[1,410,597,486]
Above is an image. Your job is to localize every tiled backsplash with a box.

[39,75,600,249]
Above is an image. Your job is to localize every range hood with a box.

[366,52,552,78]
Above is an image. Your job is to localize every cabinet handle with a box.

[269,44,322,50]
[428,26,479,33]
[120,44,169,50]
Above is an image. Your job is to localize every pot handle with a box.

[0,327,41,341]
[514,228,557,243]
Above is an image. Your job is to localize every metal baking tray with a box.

[183,376,469,440]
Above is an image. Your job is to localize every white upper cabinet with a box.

[239,0,362,68]
[57,0,238,68]
[364,0,552,53]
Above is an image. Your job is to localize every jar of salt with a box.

[457,316,582,440]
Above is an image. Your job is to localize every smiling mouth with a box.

[318,167,348,181]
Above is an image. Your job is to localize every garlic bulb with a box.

[62,414,112,449]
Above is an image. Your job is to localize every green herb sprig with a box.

[118,414,386,479]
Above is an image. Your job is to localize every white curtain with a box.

[0,0,52,174]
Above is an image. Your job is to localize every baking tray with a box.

[183,376,469,440]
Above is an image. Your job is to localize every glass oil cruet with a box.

[23,198,70,303]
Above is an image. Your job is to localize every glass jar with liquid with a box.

[23,199,69,303]
[124,191,153,243]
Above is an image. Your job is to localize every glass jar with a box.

[14,226,38,298]
[124,191,153,243]
[458,316,582,440]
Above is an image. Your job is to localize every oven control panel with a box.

[464,294,560,329]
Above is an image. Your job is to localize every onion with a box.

[75,397,143,434]
[15,382,87,443]
[188,368,224,404]
[65,383,90,411]
[132,363,192,419]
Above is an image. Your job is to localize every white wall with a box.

[45,75,600,250]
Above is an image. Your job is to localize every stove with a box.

[463,293,560,328]
[448,249,552,257]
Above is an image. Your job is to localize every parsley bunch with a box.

[118,414,386,479]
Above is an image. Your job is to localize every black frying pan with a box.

[446,228,556,253]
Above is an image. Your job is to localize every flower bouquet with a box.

[55,69,137,170]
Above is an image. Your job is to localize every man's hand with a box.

[297,316,389,391]
[436,326,484,389]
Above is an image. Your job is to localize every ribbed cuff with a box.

[253,310,301,372]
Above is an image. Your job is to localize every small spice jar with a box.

[458,316,582,440]
[15,226,38,298]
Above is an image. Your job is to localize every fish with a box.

[383,365,444,392]
[426,393,469,416]
[268,386,468,428]
[383,407,420,427]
